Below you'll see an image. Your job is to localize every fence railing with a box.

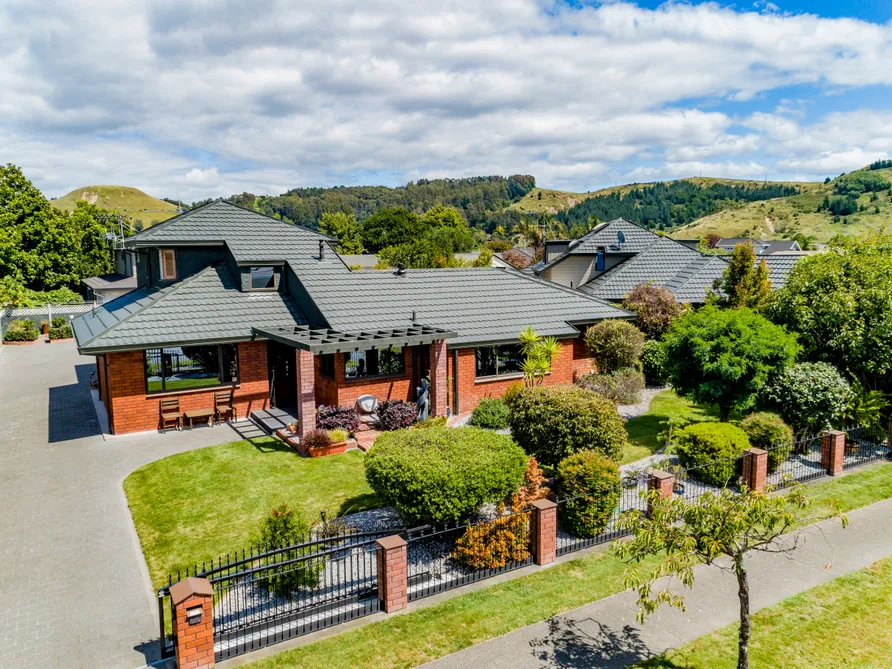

[1,302,96,340]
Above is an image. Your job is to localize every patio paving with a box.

[0,341,249,669]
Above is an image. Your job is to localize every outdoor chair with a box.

[214,390,236,424]
[355,394,379,425]
[159,398,182,433]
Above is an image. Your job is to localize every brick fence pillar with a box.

[170,577,214,669]
[429,339,448,417]
[821,430,845,476]
[295,349,316,437]
[648,470,675,517]
[376,535,408,613]
[742,447,768,492]
[530,499,557,565]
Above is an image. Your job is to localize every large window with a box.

[345,347,404,380]
[475,344,524,379]
[250,266,277,290]
[144,344,239,393]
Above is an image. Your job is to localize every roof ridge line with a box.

[78,265,218,348]
[125,198,221,242]
[500,265,635,315]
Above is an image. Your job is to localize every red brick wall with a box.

[449,333,594,415]
[104,341,269,434]
[333,348,415,407]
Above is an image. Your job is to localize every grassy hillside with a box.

[51,186,180,228]
[674,168,892,243]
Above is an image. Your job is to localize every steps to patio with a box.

[249,407,298,435]
[353,417,383,452]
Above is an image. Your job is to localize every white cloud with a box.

[0,0,891,197]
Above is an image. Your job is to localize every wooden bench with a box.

[214,390,236,424]
[184,408,215,430]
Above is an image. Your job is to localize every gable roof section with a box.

[72,265,307,353]
[571,218,662,255]
[298,266,633,346]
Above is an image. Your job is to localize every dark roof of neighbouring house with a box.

[73,265,307,353]
[715,238,802,254]
[75,201,633,352]
[81,273,139,291]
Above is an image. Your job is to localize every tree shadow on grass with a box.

[529,616,655,669]
[337,492,384,516]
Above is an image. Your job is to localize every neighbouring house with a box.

[535,218,808,303]
[340,252,488,269]
[72,200,632,436]
[492,246,538,270]
[714,237,802,255]
[81,249,139,303]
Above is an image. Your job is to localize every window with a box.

[144,344,239,393]
[160,249,177,280]
[595,247,606,272]
[344,347,404,380]
[319,353,335,379]
[475,344,524,378]
[250,266,277,290]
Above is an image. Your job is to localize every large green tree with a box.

[318,211,363,254]
[710,243,772,310]
[361,207,426,252]
[663,306,799,421]
[768,233,892,384]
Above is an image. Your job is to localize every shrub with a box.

[675,422,751,487]
[758,362,851,436]
[470,397,510,429]
[414,415,447,429]
[641,339,668,386]
[502,381,525,408]
[555,450,621,538]
[575,369,644,404]
[364,426,527,524]
[621,283,685,339]
[507,385,627,466]
[316,405,360,433]
[739,412,793,473]
[254,503,320,594]
[376,399,416,431]
[3,320,38,342]
[302,428,332,449]
[327,428,349,443]
[453,506,530,569]
[513,456,550,507]
[48,324,72,340]
[584,320,645,373]
[51,316,67,328]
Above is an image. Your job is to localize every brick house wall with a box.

[448,333,594,415]
[103,340,270,434]
[314,347,416,408]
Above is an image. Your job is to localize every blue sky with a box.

[1,0,891,200]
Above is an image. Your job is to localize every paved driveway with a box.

[0,342,247,669]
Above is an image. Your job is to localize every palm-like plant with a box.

[518,328,562,386]
[842,381,889,428]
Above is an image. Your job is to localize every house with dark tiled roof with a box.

[715,238,802,255]
[536,218,808,304]
[72,200,632,435]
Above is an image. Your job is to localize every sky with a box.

[1,0,892,202]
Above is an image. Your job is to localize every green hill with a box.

[51,186,180,228]
[674,168,892,243]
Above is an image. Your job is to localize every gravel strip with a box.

[616,385,670,420]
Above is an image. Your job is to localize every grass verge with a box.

[124,437,379,588]
[636,556,892,668]
[241,462,892,669]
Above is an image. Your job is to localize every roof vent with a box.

[396,264,407,276]
[318,240,325,260]
[411,310,417,322]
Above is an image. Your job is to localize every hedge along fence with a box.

[0,302,94,341]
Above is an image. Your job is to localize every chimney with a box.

[396,264,407,276]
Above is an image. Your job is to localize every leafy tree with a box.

[621,282,686,339]
[615,483,846,669]
[473,247,494,267]
[377,240,460,269]
[319,211,364,254]
[767,233,892,382]
[584,320,645,373]
[426,225,475,255]
[710,243,772,310]
[422,204,467,229]
[663,306,799,421]
[361,208,425,252]
[758,362,851,436]
[834,170,890,196]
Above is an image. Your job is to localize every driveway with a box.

[0,341,249,669]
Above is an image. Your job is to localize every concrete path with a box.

[424,490,892,669]
[0,341,255,669]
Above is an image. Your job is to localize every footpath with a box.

[423,494,892,668]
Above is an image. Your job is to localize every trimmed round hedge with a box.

[364,426,527,524]
[507,385,626,467]
[739,412,794,473]
[470,397,510,429]
[641,339,668,386]
[556,450,621,538]
[675,422,751,487]
[584,320,645,374]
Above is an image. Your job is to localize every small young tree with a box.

[615,484,846,669]
[663,306,799,421]
[710,242,772,310]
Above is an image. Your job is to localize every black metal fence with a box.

[556,479,648,557]
[841,424,890,469]
[158,528,393,661]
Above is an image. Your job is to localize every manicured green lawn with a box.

[622,389,718,463]
[124,437,379,588]
[636,556,892,668]
[242,463,892,669]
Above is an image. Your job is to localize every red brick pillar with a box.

[821,430,845,476]
[170,577,214,669]
[648,470,675,516]
[295,349,316,437]
[429,339,448,417]
[376,535,408,613]
[742,447,768,492]
[530,499,557,565]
